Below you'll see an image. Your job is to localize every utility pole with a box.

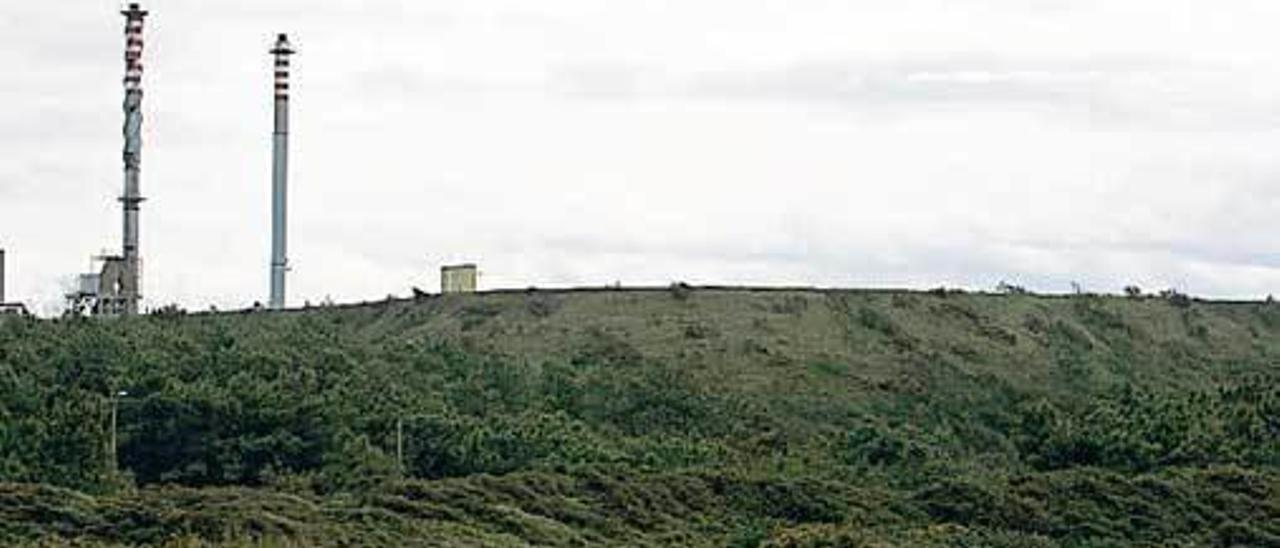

[109,395,118,473]
[107,391,128,475]
[396,417,405,473]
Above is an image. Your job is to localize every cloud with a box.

[4,0,1280,315]
[678,55,1280,132]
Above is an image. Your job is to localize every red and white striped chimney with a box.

[269,34,295,310]
[123,5,145,92]
[118,2,148,315]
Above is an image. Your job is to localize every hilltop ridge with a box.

[286,285,1280,392]
[0,287,1277,546]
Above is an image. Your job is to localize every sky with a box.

[3,1,1280,314]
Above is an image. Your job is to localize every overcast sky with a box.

[3,1,1280,314]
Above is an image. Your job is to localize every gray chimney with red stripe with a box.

[269,33,295,310]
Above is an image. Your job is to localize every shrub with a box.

[670,282,694,301]
[842,423,937,467]
[996,282,1029,295]
[1159,289,1193,309]
[404,411,613,479]
[857,308,898,337]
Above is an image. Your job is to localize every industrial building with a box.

[442,265,479,294]
[45,4,486,314]
[67,4,149,317]
[62,5,305,316]
[0,248,29,316]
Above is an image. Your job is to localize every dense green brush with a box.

[0,288,1276,545]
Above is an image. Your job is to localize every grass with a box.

[3,466,1275,546]
[1,287,1278,545]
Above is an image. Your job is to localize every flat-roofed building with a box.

[441,264,478,294]
[0,248,28,316]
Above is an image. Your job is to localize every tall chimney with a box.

[0,248,6,304]
[120,3,148,315]
[269,33,295,310]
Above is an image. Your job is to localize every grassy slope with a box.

[341,288,1279,384]
[2,287,1278,546]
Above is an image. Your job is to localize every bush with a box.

[1159,289,1193,309]
[842,423,938,467]
[1016,382,1280,472]
[404,411,613,479]
[996,282,1029,295]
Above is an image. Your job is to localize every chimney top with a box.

[271,33,296,56]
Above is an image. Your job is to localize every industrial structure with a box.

[47,5,492,314]
[269,34,295,310]
[442,264,479,294]
[0,248,28,316]
[68,4,150,316]
[62,11,314,315]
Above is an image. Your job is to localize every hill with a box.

[0,287,1277,546]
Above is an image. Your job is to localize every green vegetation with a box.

[1,288,1278,546]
